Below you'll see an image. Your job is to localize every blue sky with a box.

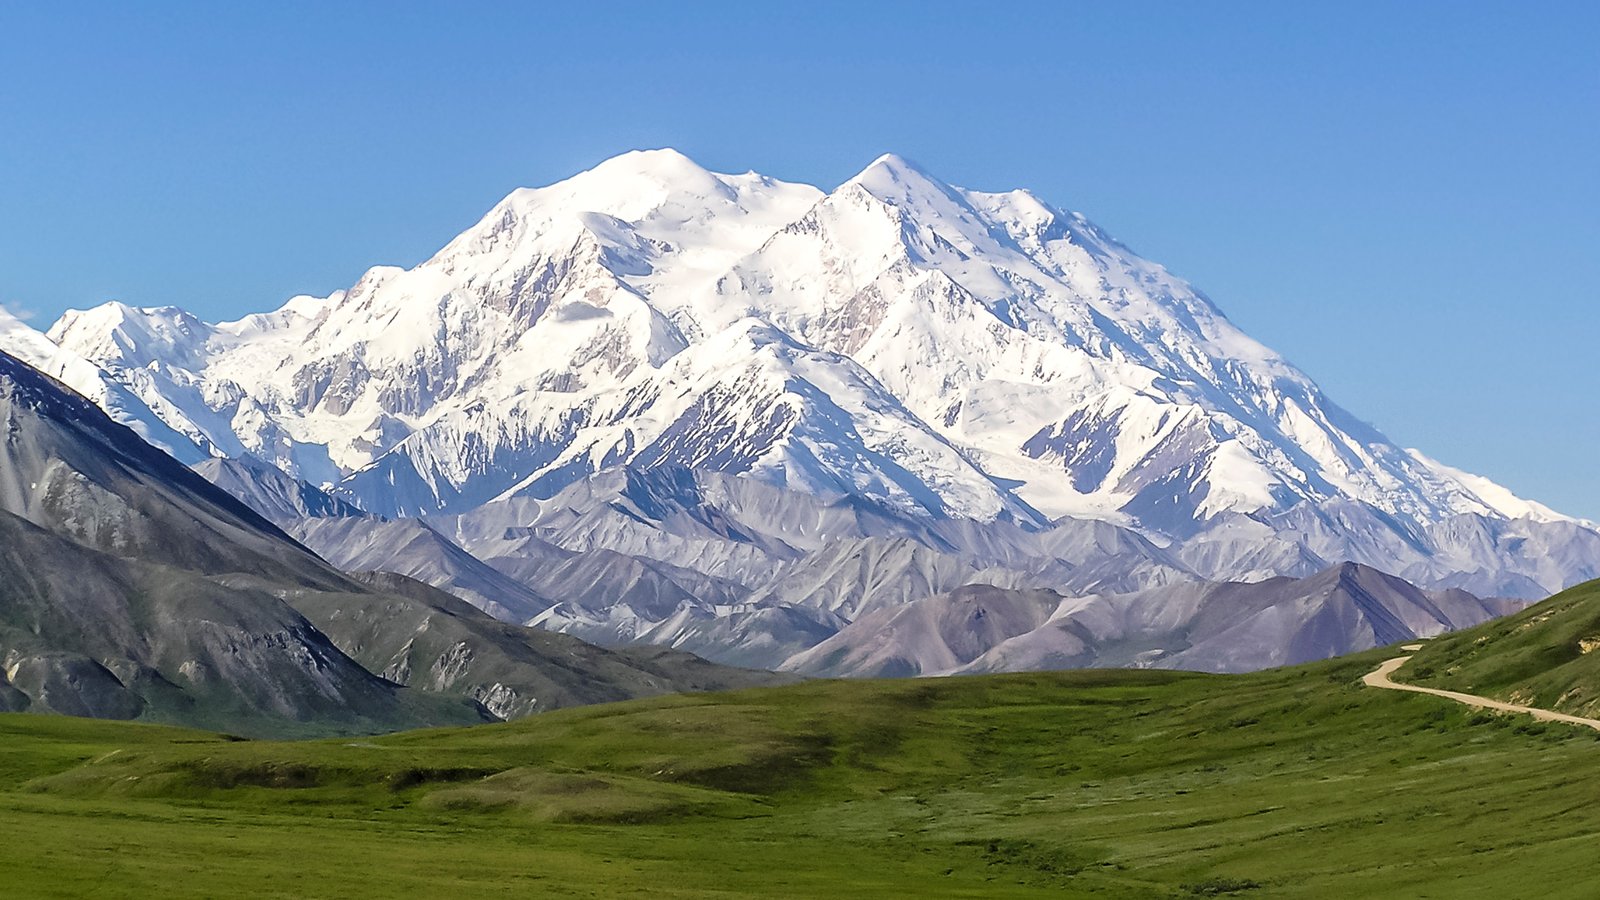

[1,2,1596,518]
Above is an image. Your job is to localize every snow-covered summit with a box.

[39,149,1583,565]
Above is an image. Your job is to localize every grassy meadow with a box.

[3,647,1599,898]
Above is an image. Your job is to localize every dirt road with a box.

[1363,656,1600,732]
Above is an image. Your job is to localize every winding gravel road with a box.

[1363,655,1600,733]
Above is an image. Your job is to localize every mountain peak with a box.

[836,153,987,246]
[587,147,713,182]
[848,152,947,197]
[0,310,206,463]
[465,147,757,247]
[861,151,932,175]
[563,147,733,203]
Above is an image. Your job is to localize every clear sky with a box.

[1,2,1596,518]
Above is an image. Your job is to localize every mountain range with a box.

[3,148,1596,685]
[0,349,785,734]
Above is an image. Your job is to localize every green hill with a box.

[4,646,1600,898]
[1406,578,1600,717]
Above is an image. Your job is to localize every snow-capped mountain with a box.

[0,307,204,464]
[36,149,1597,601]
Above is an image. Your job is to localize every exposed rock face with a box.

[0,351,790,734]
[783,565,1526,678]
[0,508,438,733]
[198,450,1558,678]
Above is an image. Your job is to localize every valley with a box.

[6,8,1594,898]
[3,633,1600,898]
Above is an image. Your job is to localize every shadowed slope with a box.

[0,351,793,732]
